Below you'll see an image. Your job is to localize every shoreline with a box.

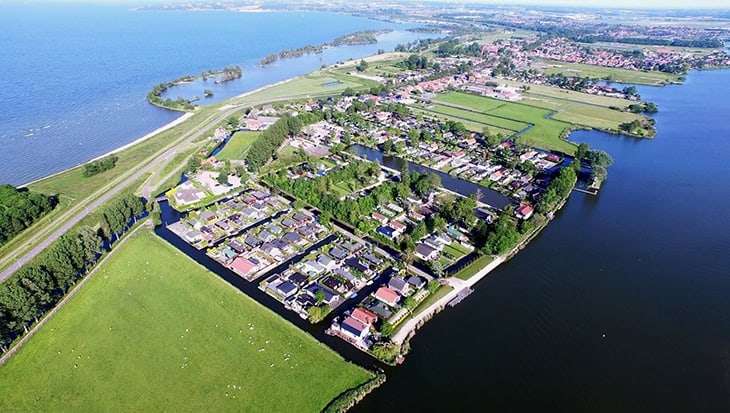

[20,112,194,188]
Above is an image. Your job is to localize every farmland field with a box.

[434,92,577,154]
[540,60,683,85]
[0,230,371,412]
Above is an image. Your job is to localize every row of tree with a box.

[0,193,145,350]
[0,185,57,246]
[244,114,318,172]
[536,166,578,213]
[82,154,119,177]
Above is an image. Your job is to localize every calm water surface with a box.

[356,69,730,411]
[0,4,429,185]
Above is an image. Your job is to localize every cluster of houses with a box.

[370,197,473,268]
[330,269,430,350]
[211,209,327,281]
[317,95,554,207]
[171,170,244,208]
[259,238,394,321]
[239,105,280,131]
[168,190,289,249]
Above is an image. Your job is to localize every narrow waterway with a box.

[353,69,730,411]
[349,143,512,209]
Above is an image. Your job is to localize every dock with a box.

[448,288,474,307]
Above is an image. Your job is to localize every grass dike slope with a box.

[0,230,371,412]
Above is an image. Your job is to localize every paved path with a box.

[391,255,504,345]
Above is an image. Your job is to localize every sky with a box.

[16,0,730,9]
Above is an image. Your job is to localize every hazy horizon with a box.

[11,0,730,11]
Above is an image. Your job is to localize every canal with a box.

[349,143,512,210]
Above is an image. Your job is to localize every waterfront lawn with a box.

[455,254,494,280]
[0,230,371,412]
[217,131,261,161]
[409,285,454,319]
[542,60,683,85]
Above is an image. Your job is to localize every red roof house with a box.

[231,257,257,276]
[351,307,378,326]
[374,287,400,307]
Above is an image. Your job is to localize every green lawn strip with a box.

[435,91,506,112]
[408,285,454,319]
[455,255,495,281]
[0,230,371,412]
[216,131,261,161]
[541,60,682,85]
[442,243,467,260]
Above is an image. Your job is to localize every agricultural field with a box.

[216,131,261,161]
[0,230,371,412]
[430,104,528,131]
[433,92,577,154]
[540,60,683,85]
[409,107,512,137]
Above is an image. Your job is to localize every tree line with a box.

[0,193,145,351]
[83,154,119,177]
[0,185,57,247]
[244,112,321,172]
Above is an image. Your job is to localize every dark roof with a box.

[293,213,310,222]
[377,226,396,237]
[281,218,298,228]
[330,247,347,260]
[276,281,297,295]
[284,232,303,243]
[287,272,308,286]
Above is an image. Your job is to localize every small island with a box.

[146,65,242,111]
[259,29,393,66]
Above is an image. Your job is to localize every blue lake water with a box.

[0,4,430,185]
[355,68,730,411]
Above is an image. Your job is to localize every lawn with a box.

[0,230,371,412]
[455,254,495,281]
[408,285,454,319]
[435,91,506,112]
[409,107,509,136]
[541,60,683,85]
[216,131,261,161]
[429,104,528,132]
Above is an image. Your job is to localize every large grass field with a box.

[0,230,371,412]
[433,92,577,154]
[216,131,261,161]
[541,60,683,85]
[409,107,513,137]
